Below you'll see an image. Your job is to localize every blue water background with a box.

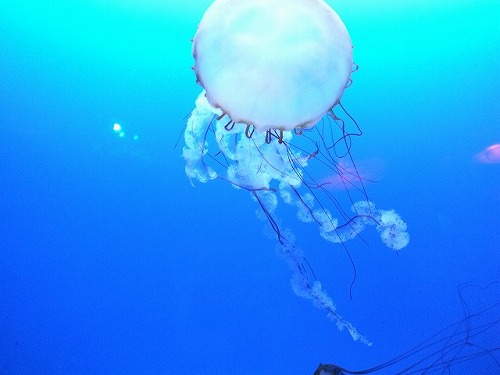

[0,1,498,374]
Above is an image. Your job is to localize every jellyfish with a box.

[476,143,500,164]
[183,0,409,344]
[313,282,500,374]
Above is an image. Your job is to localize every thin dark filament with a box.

[289,185,324,226]
[252,191,284,244]
[196,115,231,171]
[174,127,186,151]
[327,103,363,160]
[175,109,204,150]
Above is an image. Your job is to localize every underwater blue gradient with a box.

[0,0,498,374]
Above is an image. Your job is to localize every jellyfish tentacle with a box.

[224,119,235,131]
[294,127,304,135]
[245,124,255,139]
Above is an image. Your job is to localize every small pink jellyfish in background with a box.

[475,144,500,164]
[321,159,384,191]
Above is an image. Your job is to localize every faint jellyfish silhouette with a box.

[183,0,409,344]
[321,159,383,191]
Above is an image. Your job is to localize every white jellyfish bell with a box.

[183,0,409,344]
[192,0,353,132]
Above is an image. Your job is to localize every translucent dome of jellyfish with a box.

[183,0,409,345]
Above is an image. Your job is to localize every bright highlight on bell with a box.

[192,0,353,132]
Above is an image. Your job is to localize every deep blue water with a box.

[0,1,499,374]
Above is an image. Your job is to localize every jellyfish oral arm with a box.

[183,93,409,344]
